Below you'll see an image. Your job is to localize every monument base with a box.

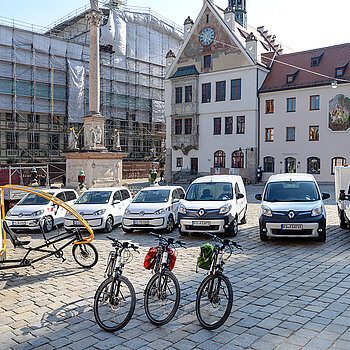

[62,151,128,189]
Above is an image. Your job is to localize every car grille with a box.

[185,224,220,231]
[271,229,314,235]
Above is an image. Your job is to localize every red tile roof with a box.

[259,43,350,93]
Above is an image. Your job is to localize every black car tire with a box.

[165,215,175,233]
[339,210,348,229]
[104,216,114,233]
[122,227,134,233]
[178,226,188,236]
[226,217,238,237]
[259,226,268,241]
[316,229,326,242]
[43,216,54,233]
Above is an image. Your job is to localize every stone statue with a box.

[90,127,97,149]
[112,128,121,151]
[90,0,99,10]
[68,127,78,150]
[96,125,102,145]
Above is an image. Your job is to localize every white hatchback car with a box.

[64,187,132,232]
[122,186,185,233]
[6,189,78,232]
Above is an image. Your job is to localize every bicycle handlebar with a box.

[204,232,243,251]
[149,232,186,248]
[106,236,139,252]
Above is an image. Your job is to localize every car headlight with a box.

[31,209,45,216]
[311,207,322,217]
[154,208,167,215]
[179,204,187,214]
[93,209,106,216]
[5,210,11,217]
[261,206,272,217]
[219,203,232,215]
[124,206,131,215]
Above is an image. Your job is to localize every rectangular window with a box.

[204,55,211,68]
[265,100,274,114]
[6,132,17,149]
[286,127,295,141]
[225,117,233,134]
[213,117,221,135]
[49,134,60,150]
[184,118,192,135]
[175,119,182,135]
[185,86,192,102]
[310,95,320,110]
[265,128,274,142]
[175,87,182,104]
[176,157,183,167]
[216,81,226,102]
[237,116,245,134]
[336,68,345,77]
[28,133,39,150]
[287,97,296,112]
[202,83,211,103]
[309,125,319,141]
[231,79,241,100]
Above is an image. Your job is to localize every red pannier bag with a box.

[167,248,176,271]
[144,247,157,270]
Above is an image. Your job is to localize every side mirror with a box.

[113,200,121,205]
[255,194,262,201]
[237,193,244,200]
[172,198,180,204]
[322,193,330,200]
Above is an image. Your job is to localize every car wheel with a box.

[43,216,53,233]
[240,208,247,224]
[178,226,188,236]
[104,216,114,233]
[259,226,268,241]
[339,209,348,229]
[316,229,326,242]
[226,217,238,237]
[122,227,134,233]
[165,215,175,233]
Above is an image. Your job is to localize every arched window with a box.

[214,150,226,168]
[331,157,346,175]
[285,157,296,173]
[232,150,244,168]
[307,157,320,174]
[263,156,275,173]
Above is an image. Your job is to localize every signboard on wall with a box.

[329,94,350,132]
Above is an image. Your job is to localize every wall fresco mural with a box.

[329,94,350,132]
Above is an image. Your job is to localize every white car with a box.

[6,189,78,232]
[122,186,185,233]
[64,187,132,232]
[178,175,247,237]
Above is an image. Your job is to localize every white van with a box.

[178,175,247,237]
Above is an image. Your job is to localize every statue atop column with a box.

[112,128,121,151]
[68,127,79,151]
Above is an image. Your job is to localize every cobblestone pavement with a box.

[3,185,350,350]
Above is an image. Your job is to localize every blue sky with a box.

[1,0,349,52]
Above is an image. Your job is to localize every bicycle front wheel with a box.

[144,270,180,326]
[196,273,233,330]
[94,276,136,332]
[72,243,98,268]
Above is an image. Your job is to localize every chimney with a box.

[224,6,235,31]
[183,16,194,40]
[165,50,176,73]
[246,32,257,61]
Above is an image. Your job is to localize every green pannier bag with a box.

[197,243,214,270]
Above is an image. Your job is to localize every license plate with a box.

[282,224,303,230]
[12,221,22,226]
[73,220,79,225]
[192,221,210,226]
[133,220,148,225]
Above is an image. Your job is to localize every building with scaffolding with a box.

[0,2,183,180]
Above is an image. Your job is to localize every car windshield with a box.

[263,181,320,202]
[75,191,112,204]
[185,182,233,201]
[133,190,170,203]
[17,192,55,205]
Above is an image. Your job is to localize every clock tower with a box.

[230,0,247,29]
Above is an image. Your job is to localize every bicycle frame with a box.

[0,185,94,270]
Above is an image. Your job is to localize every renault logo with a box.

[288,211,295,219]
[139,211,145,217]
[198,209,205,217]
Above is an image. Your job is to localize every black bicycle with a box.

[144,232,186,326]
[196,233,242,330]
[94,236,139,332]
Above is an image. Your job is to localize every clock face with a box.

[200,27,215,46]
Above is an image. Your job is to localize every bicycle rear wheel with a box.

[144,270,180,326]
[72,243,98,268]
[94,276,136,332]
[196,273,233,330]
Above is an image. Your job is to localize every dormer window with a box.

[335,65,347,78]
[286,75,294,83]
[311,54,323,67]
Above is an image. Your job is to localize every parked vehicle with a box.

[178,175,247,237]
[335,165,350,229]
[255,173,330,242]
[6,188,78,232]
[65,187,132,233]
[122,186,185,233]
